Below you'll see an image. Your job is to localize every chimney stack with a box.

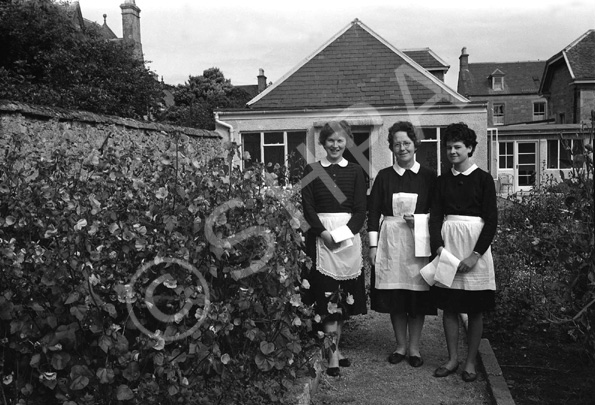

[459,47,469,71]
[457,47,470,95]
[257,68,267,93]
[120,0,143,61]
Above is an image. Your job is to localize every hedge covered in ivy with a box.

[0,125,322,404]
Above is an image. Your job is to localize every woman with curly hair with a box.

[429,122,497,382]
[368,121,437,368]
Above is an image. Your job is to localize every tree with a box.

[157,67,252,129]
[0,0,162,119]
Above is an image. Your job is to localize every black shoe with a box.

[388,351,406,364]
[408,355,424,368]
[462,371,477,382]
[434,363,458,377]
[338,358,351,367]
[326,367,340,377]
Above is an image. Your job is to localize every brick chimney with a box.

[120,0,143,61]
[257,68,267,93]
[457,47,469,95]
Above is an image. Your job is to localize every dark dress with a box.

[301,160,368,321]
[368,164,437,315]
[429,166,498,313]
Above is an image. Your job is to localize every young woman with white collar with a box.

[429,122,498,383]
[301,120,367,377]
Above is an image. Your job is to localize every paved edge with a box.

[286,351,323,405]
[478,338,516,405]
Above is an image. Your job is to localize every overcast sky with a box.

[79,0,594,91]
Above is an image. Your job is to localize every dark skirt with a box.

[370,266,436,315]
[305,267,367,322]
[432,286,495,313]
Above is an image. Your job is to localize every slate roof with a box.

[248,19,466,110]
[401,48,449,71]
[540,29,595,93]
[458,61,545,97]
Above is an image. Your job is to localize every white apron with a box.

[439,215,496,291]
[375,216,430,291]
[316,213,362,280]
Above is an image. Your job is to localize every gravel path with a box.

[311,310,492,405]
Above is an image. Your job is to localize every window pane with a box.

[242,133,261,168]
[417,141,438,171]
[287,131,307,183]
[518,143,534,153]
[421,127,437,140]
[560,140,572,168]
[344,131,370,180]
[506,156,513,168]
[518,154,535,164]
[547,140,558,169]
[263,132,283,144]
[263,145,284,169]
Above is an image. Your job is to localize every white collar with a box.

[320,157,348,167]
[451,163,478,176]
[393,161,420,176]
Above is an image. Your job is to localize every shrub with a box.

[487,125,594,358]
[0,130,319,404]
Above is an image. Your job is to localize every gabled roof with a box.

[248,19,466,110]
[540,29,595,93]
[401,48,449,71]
[458,61,545,97]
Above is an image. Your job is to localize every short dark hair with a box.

[443,122,478,157]
[387,121,421,150]
[318,120,354,146]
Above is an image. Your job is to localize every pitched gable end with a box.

[248,19,466,110]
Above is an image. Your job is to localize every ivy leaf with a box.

[29,353,41,368]
[51,352,71,370]
[64,291,80,305]
[96,368,115,384]
[98,334,113,353]
[70,304,88,321]
[103,303,117,318]
[123,361,140,381]
[259,341,275,355]
[116,384,134,400]
[255,353,274,372]
[69,375,89,390]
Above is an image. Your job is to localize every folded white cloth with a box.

[413,214,431,257]
[435,249,460,287]
[419,248,461,287]
[329,225,355,243]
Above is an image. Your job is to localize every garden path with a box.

[311,310,492,405]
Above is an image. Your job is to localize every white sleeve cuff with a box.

[329,225,355,243]
[368,231,378,247]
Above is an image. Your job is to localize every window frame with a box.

[498,141,514,169]
[533,101,546,121]
[493,103,505,126]
[492,76,504,91]
[240,130,307,181]
[547,139,583,169]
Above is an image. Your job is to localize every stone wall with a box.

[0,100,224,165]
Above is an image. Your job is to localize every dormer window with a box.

[490,69,505,91]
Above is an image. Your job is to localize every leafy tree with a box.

[0,0,162,119]
[157,67,252,129]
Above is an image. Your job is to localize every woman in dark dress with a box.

[301,120,367,377]
[429,122,497,382]
[368,121,437,368]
